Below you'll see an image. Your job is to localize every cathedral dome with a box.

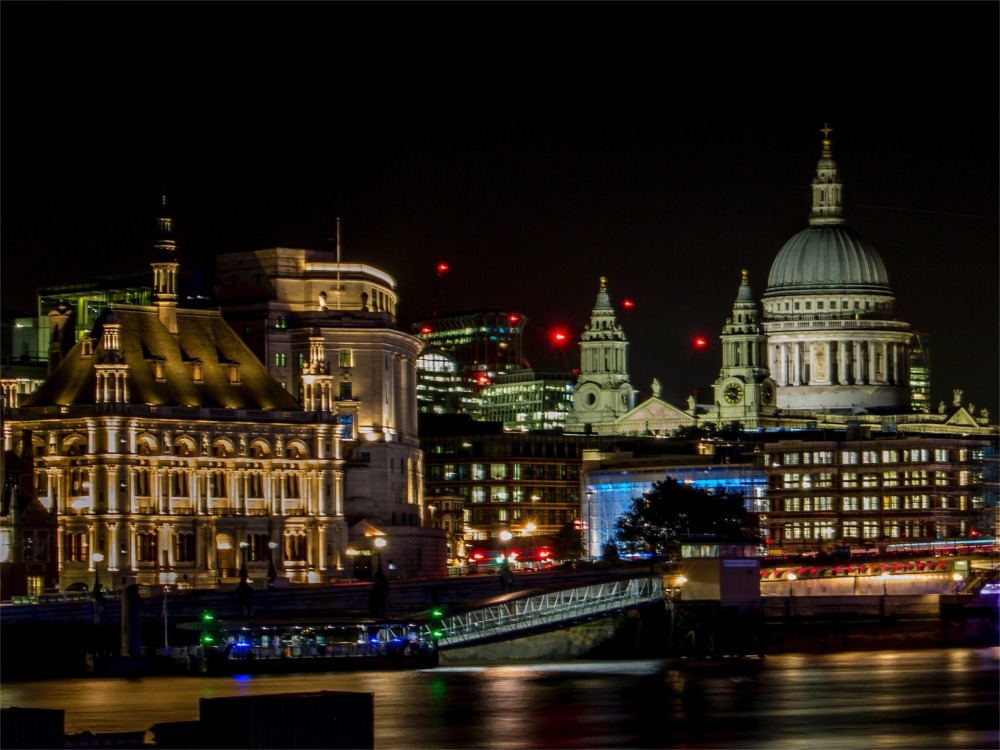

[765,224,891,295]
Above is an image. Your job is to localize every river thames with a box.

[2,646,997,749]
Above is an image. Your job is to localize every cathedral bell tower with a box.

[566,277,636,432]
[712,270,775,425]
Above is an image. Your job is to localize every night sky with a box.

[3,3,997,417]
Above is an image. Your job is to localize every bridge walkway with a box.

[414,575,664,650]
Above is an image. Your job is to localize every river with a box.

[2,647,998,749]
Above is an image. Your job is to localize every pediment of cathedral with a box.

[618,397,693,424]
[944,407,980,428]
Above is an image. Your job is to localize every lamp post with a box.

[239,541,249,586]
[499,530,513,592]
[346,548,358,583]
[374,537,387,576]
[92,552,104,598]
[952,572,964,595]
[585,490,595,561]
[267,541,278,588]
[787,572,797,598]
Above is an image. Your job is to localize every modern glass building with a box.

[412,310,529,418]
[481,368,575,432]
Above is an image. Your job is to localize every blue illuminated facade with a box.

[582,455,766,559]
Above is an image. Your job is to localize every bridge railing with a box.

[424,576,663,649]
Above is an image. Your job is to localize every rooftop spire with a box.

[809,123,844,226]
[151,186,179,333]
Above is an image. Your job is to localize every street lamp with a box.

[787,572,797,598]
[374,536,387,575]
[952,572,964,594]
[346,548,358,583]
[239,541,249,585]
[499,530,513,591]
[92,552,105,597]
[267,541,278,588]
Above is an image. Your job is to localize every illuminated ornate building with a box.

[564,278,637,434]
[761,126,911,412]
[212,235,440,578]
[1,206,352,590]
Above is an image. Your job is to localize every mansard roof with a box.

[23,304,300,410]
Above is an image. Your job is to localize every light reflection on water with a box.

[1,647,997,749]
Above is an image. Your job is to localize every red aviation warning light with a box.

[476,373,491,386]
[420,325,433,335]
[553,331,568,343]
[508,313,520,324]
[437,263,449,275]
[622,299,635,310]
[693,336,708,349]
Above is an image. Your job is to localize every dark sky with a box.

[3,3,997,417]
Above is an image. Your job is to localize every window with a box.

[339,381,353,400]
[137,532,158,563]
[174,533,195,562]
[284,532,306,561]
[338,413,355,440]
[842,472,858,488]
[339,349,353,368]
[472,464,485,481]
[276,317,287,329]
[297,352,306,370]
[275,353,287,367]
[490,463,507,480]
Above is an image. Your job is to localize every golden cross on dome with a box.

[599,276,607,291]
[741,269,749,284]
[820,123,833,157]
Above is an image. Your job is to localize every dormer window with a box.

[191,359,204,383]
[226,362,241,385]
[151,358,166,382]
[81,338,94,358]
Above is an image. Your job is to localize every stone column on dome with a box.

[868,341,878,384]
[792,342,802,386]
[853,341,864,384]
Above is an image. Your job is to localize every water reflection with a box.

[2,647,997,749]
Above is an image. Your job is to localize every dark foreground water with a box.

[2,647,998,749]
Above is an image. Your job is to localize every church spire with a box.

[809,123,845,226]
[151,187,179,333]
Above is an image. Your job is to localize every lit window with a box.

[339,349,353,368]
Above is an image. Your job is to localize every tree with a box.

[614,477,758,560]
[552,521,584,561]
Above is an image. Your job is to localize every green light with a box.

[431,608,444,618]
[201,633,215,645]
[202,611,215,622]
[432,629,443,638]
